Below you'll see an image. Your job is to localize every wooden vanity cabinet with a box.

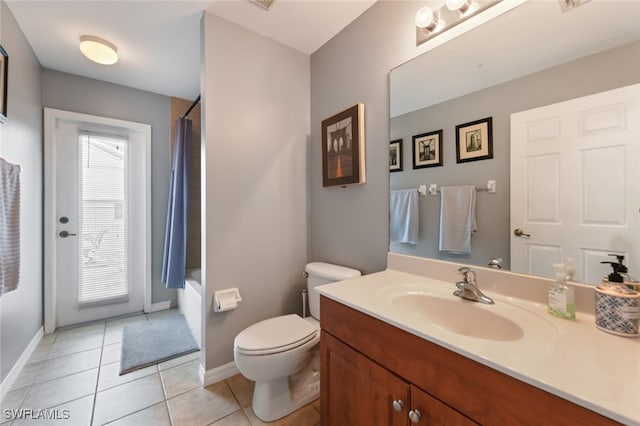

[322,330,477,425]
[320,296,620,426]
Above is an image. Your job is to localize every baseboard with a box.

[145,301,171,313]
[0,327,43,401]
[200,361,240,387]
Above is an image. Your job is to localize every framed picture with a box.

[412,130,443,169]
[389,139,403,172]
[455,117,493,163]
[0,45,7,123]
[321,103,365,187]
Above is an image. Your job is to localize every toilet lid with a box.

[235,314,319,355]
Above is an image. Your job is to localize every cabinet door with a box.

[409,385,479,426]
[321,332,409,426]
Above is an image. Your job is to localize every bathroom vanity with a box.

[317,255,639,426]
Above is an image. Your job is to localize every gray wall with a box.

[390,42,640,269]
[310,2,434,275]
[310,2,640,275]
[42,70,174,305]
[201,13,310,369]
[0,1,44,382]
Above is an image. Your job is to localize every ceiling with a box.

[6,0,377,101]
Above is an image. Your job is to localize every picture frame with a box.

[412,130,443,169]
[0,45,7,123]
[389,139,403,172]
[321,103,365,187]
[455,117,493,163]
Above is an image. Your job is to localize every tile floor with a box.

[1,311,320,425]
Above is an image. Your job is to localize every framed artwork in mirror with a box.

[0,45,7,123]
[412,130,442,169]
[321,103,366,187]
[389,139,403,172]
[455,117,493,163]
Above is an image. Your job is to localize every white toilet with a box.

[233,262,361,422]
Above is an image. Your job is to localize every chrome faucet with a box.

[487,257,503,270]
[454,267,494,305]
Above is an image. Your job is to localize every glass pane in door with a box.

[78,132,129,304]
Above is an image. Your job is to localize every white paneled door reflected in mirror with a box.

[389,0,640,285]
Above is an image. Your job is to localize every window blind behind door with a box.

[78,132,129,305]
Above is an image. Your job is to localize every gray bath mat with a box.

[120,313,199,375]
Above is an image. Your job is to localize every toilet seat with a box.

[235,314,319,356]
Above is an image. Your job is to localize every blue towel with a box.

[390,189,419,244]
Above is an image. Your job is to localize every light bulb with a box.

[446,0,466,10]
[446,0,473,14]
[415,6,435,29]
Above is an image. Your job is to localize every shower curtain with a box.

[162,117,192,289]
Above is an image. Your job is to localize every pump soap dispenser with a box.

[595,255,639,337]
[547,263,576,320]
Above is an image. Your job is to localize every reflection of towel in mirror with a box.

[439,186,476,254]
[390,189,418,245]
[1,158,21,295]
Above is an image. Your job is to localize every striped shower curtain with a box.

[161,118,192,289]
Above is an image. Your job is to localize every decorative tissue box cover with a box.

[595,285,639,337]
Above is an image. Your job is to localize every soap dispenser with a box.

[547,263,576,320]
[595,256,639,337]
[600,254,626,284]
[565,257,575,281]
[601,254,639,290]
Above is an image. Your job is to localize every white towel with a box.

[439,185,477,254]
[390,189,419,244]
[0,158,21,295]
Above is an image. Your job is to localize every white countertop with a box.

[316,268,640,425]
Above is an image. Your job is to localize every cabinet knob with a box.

[409,409,422,423]
[392,399,404,412]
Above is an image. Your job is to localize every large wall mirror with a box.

[389,0,639,285]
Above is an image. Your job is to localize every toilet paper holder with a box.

[214,288,242,312]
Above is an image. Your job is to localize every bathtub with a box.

[178,268,202,348]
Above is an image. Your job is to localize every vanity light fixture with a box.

[446,0,474,15]
[416,0,501,47]
[415,6,441,32]
[79,35,118,65]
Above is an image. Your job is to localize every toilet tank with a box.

[305,262,361,320]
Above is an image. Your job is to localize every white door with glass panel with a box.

[45,109,151,328]
[510,84,639,284]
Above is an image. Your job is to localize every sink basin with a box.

[379,283,558,342]
[393,294,524,340]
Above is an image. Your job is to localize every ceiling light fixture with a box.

[79,35,118,65]
[416,0,501,47]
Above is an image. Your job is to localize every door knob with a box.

[392,399,404,412]
[409,409,422,423]
[59,230,77,238]
[513,228,531,238]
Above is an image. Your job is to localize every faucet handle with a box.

[456,267,476,283]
